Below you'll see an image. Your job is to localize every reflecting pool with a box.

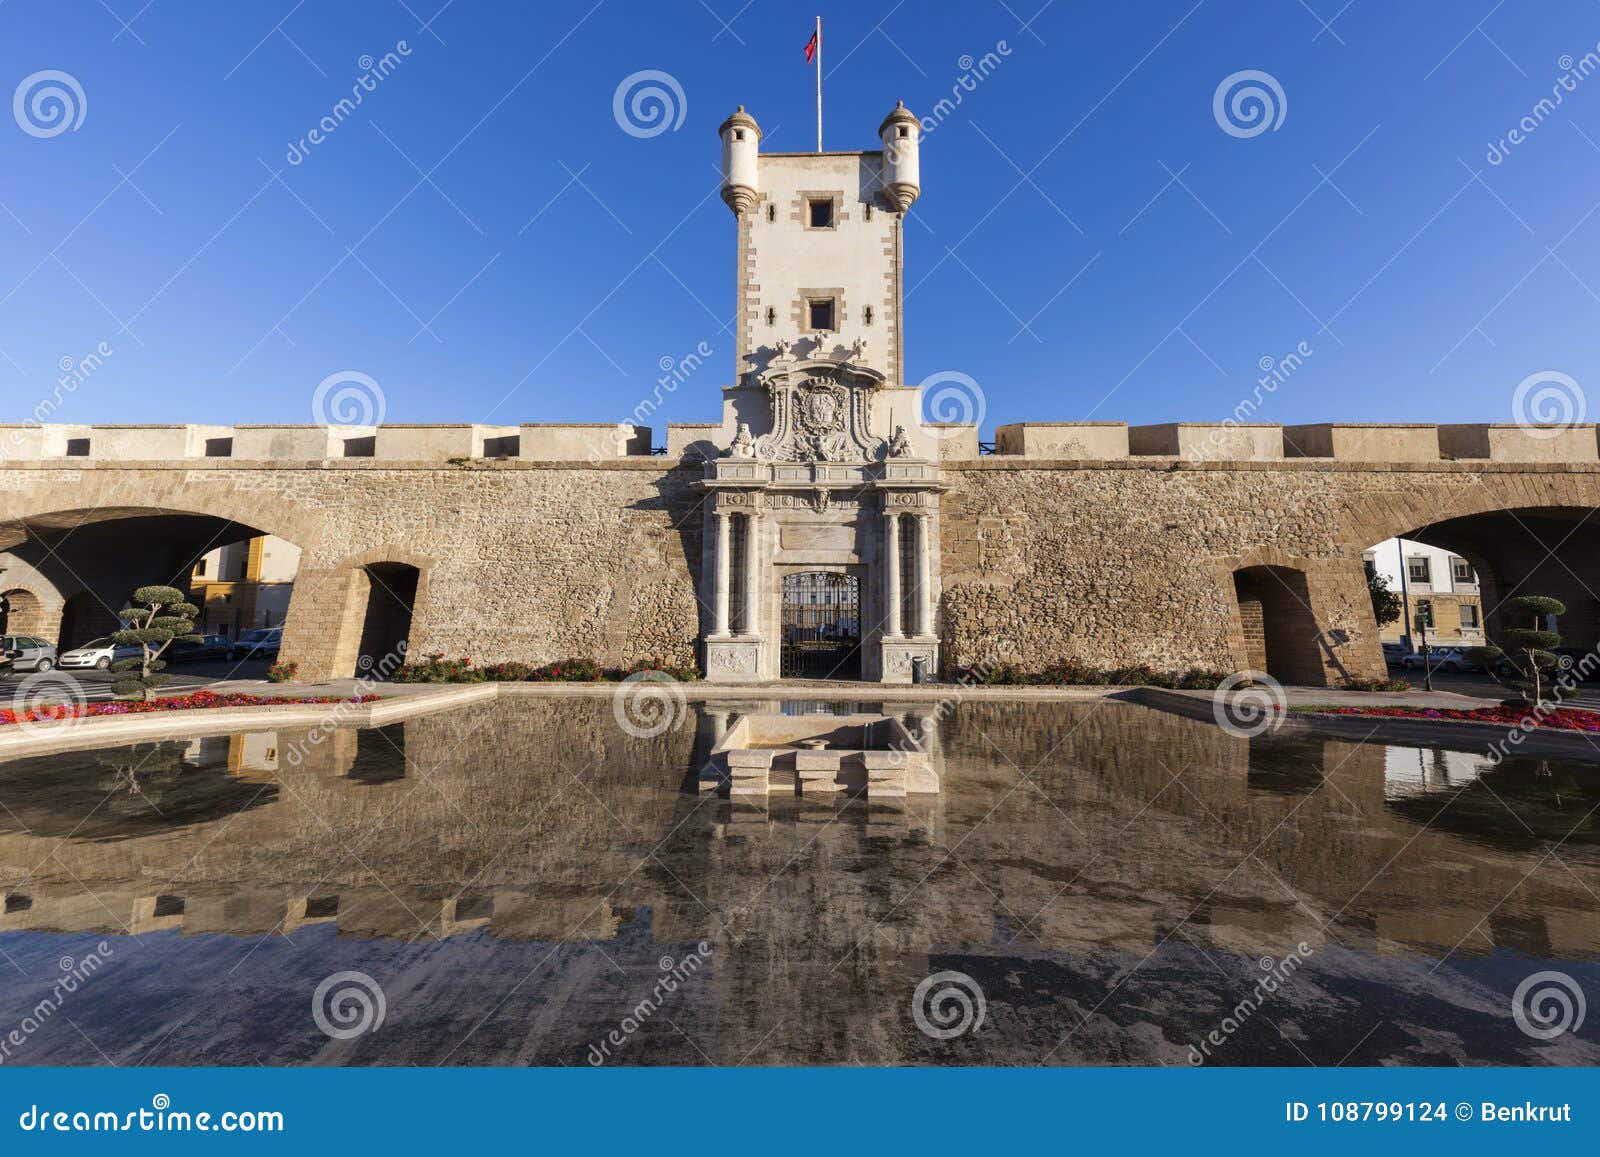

[1,697,1597,1066]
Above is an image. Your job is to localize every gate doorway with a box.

[781,571,861,679]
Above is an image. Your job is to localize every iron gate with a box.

[780,571,861,679]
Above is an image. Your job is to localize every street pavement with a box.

[0,658,274,705]
[1393,665,1600,710]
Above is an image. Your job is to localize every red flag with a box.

[804,29,818,63]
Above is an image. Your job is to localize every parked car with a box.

[1381,642,1408,666]
[56,636,141,670]
[166,633,232,662]
[227,627,282,661]
[0,635,57,673]
[1399,646,1473,673]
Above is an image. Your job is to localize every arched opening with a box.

[0,507,302,673]
[780,571,860,679]
[1231,565,1324,685]
[0,588,49,637]
[356,562,419,676]
[1360,506,1600,679]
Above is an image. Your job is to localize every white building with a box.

[1363,537,1484,645]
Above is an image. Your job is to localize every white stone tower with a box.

[717,101,923,390]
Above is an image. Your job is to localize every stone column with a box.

[741,513,760,636]
[884,511,902,638]
[915,513,932,637]
[714,511,731,636]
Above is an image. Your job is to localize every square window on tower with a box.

[808,198,835,228]
[808,298,835,331]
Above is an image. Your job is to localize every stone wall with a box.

[8,454,1600,685]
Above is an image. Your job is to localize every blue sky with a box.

[2,0,1599,436]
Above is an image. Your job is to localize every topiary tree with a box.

[1365,560,1402,629]
[1466,595,1566,707]
[111,585,201,701]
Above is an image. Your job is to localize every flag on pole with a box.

[804,28,818,63]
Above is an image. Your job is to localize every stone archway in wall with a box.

[0,587,53,638]
[0,497,318,661]
[1231,566,1325,686]
[303,547,432,680]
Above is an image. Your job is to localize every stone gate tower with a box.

[699,101,942,683]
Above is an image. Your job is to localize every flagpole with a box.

[815,15,823,152]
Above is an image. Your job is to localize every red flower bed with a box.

[1294,703,1600,733]
[0,689,380,727]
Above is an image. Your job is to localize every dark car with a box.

[1380,642,1407,667]
[167,633,232,662]
[227,628,282,661]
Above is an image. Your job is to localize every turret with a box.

[719,106,762,215]
[878,101,921,212]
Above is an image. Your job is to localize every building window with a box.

[766,203,776,223]
[897,125,910,138]
[1407,557,1431,585]
[65,438,90,457]
[734,130,745,141]
[765,306,776,326]
[1451,557,1475,583]
[808,197,835,229]
[864,203,873,221]
[863,305,874,325]
[194,559,207,577]
[1460,603,1480,628]
[808,298,835,331]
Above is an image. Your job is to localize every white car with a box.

[56,636,141,671]
[1399,646,1470,672]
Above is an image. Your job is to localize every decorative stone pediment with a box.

[749,358,888,464]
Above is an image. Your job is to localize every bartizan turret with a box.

[718,106,761,214]
[878,100,921,211]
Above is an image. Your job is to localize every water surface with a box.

[1,698,1597,1066]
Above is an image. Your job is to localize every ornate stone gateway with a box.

[699,352,943,683]
[780,571,860,678]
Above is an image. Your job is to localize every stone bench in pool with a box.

[701,712,939,798]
